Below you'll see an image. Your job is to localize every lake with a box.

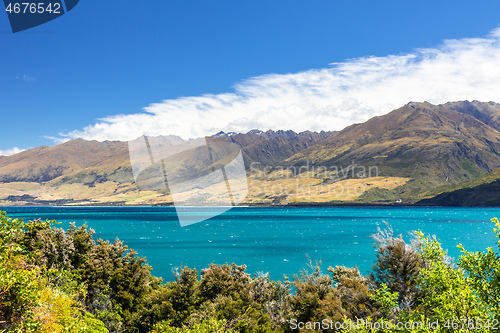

[2,206,499,282]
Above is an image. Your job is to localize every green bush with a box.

[4,210,500,333]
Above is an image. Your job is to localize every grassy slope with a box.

[416,166,500,206]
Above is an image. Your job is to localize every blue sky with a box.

[2,0,500,154]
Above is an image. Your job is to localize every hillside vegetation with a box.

[287,101,500,203]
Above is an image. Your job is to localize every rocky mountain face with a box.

[0,130,334,186]
[225,130,335,167]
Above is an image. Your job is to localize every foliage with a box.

[150,317,236,333]
[4,210,500,332]
[371,222,424,309]
[35,287,108,333]
[457,217,500,321]
[394,230,490,332]
[369,283,398,318]
[0,211,108,332]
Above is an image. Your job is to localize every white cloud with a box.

[58,26,500,142]
[16,74,35,82]
[0,147,26,156]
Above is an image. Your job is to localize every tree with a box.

[371,222,424,310]
[458,217,500,321]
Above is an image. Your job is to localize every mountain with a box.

[0,139,132,184]
[284,100,500,202]
[444,100,500,131]
[0,130,334,205]
[0,131,334,184]
[225,130,334,166]
[3,100,500,206]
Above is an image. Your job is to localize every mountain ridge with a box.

[281,101,500,203]
[0,129,335,205]
[3,101,500,205]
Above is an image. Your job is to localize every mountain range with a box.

[2,100,500,206]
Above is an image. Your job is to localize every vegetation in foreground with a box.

[2,211,500,332]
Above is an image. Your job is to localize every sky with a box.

[2,1,500,155]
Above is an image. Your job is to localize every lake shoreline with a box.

[1,201,499,208]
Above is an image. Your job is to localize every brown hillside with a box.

[284,101,500,201]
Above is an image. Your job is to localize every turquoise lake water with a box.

[2,206,500,282]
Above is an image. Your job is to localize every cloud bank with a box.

[0,147,26,156]
[59,27,500,142]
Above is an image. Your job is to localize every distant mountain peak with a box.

[214,131,228,137]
